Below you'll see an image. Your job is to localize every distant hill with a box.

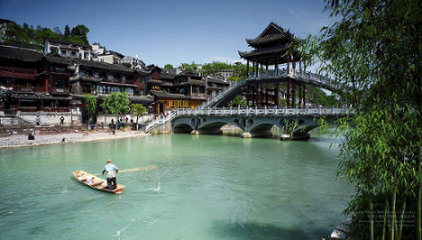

[0,18,90,49]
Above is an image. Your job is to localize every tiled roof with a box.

[0,45,43,62]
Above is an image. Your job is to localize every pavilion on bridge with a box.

[238,22,307,108]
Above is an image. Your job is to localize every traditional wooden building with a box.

[145,67,210,114]
[0,45,72,113]
[204,75,230,99]
[69,58,152,122]
[44,39,92,61]
[238,22,305,107]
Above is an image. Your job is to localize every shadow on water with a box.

[211,221,330,240]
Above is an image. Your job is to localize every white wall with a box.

[17,111,82,127]
[96,114,154,127]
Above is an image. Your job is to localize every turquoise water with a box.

[0,131,351,240]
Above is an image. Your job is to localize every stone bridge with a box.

[154,107,352,140]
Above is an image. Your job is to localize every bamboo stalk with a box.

[370,198,374,240]
[398,201,406,240]
[418,148,421,240]
[382,200,389,240]
[391,189,397,240]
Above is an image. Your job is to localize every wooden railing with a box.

[49,87,70,95]
[42,107,70,112]
[19,107,37,112]
[0,66,36,74]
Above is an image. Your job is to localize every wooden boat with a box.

[72,170,125,194]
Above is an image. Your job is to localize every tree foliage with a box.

[306,0,422,238]
[83,94,97,123]
[164,64,174,69]
[130,103,147,129]
[101,92,131,121]
[2,20,90,46]
[179,62,198,72]
[228,95,247,108]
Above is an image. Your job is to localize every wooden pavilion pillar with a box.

[255,84,259,107]
[265,88,268,106]
[275,81,279,107]
[255,62,258,77]
[246,59,250,77]
[292,81,295,107]
[260,86,264,107]
[286,80,290,107]
[246,84,250,106]
[303,84,306,108]
[287,59,290,75]
[298,84,302,108]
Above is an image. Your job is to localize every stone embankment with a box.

[0,129,148,149]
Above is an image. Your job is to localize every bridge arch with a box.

[198,118,244,134]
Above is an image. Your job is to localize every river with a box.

[0,130,351,240]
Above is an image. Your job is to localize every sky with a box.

[0,0,333,68]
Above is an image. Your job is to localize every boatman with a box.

[102,159,119,190]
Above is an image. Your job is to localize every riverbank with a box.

[0,130,150,149]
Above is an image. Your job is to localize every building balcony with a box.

[6,85,45,93]
[0,66,37,79]
[42,106,70,112]
[50,87,70,95]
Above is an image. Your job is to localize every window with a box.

[111,86,120,93]
[97,85,106,94]
[93,72,100,78]
[61,50,67,55]
[108,74,114,82]
[125,88,134,95]
[53,66,66,72]
[50,47,58,54]
[122,75,127,83]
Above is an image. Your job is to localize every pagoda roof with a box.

[238,44,301,65]
[73,58,133,73]
[0,45,44,62]
[160,71,175,80]
[150,90,189,100]
[46,54,73,65]
[245,22,296,48]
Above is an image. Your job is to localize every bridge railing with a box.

[145,111,177,133]
[175,107,354,117]
[246,69,341,91]
[199,80,246,109]
[144,107,353,132]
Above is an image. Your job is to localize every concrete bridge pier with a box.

[280,132,310,140]
[241,132,252,138]
[198,128,223,135]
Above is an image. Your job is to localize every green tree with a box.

[70,24,89,45]
[164,64,174,69]
[83,94,97,124]
[101,92,131,127]
[64,25,70,36]
[130,103,147,130]
[228,95,246,108]
[306,0,422,239]
[179,62,198,72]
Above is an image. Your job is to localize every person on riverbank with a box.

[102,159,119,190]
[60,115,64,125]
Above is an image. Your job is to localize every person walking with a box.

[60,115,64,125]
[102,159,119,190]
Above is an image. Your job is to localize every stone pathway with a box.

[0,130,149,149]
